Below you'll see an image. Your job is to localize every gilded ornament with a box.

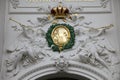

[46,24,75,52]
[51,25,71,51]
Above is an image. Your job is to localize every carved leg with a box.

[26,47,36,62]
[94,52,109,69]
[12,52,23,76]
[99,38,115,53]
[105,44,116,53]
[6,51,23,76]
[6,60,15,72]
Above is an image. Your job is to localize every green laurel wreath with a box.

[46,24,75,52]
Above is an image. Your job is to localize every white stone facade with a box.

[0,0,120,80]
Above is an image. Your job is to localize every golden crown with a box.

[51,3,69,19]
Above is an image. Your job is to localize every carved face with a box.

[51,25,71,50]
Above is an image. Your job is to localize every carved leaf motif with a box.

[100,0,109,8]
[10,0,20,9]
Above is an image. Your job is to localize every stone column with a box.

[0,0,6,80]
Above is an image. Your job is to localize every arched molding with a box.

[67,61,110,80]
[13,60,110,80]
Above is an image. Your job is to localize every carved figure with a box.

[6,23,46,76]
[74,24,115,69]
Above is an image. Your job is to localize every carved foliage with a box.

[10,0,20,9]
[100,0,109,8]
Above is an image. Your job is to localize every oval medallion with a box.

[46,24,75,52]
[51,25,71,50]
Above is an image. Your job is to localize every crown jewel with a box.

[51,3,69,19]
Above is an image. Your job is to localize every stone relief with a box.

[6,15,117,78]
[9,0,111,13]
[6,18,48,76]
[3,1,119,80]
[71,24,116,70]
[69,0,110,12]
[6,2,118,79]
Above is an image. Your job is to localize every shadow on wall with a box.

[36,72,90,80]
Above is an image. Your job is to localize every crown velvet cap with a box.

[51,4,69,19]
